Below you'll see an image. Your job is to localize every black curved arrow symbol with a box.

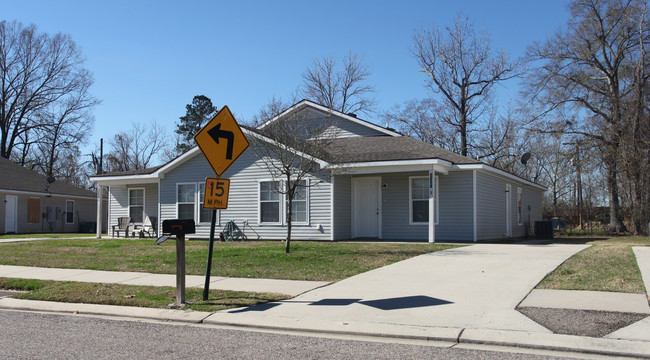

[207,123,234,159]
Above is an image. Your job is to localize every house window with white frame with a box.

[198,183,212,223]
[260,181,281,224]
[517,187,523,225]
[177,183,196,220]
[289,179,308,224]
[65,200,74,224]
[409,176,439,224]
[128,188,144,223]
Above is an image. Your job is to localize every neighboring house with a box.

[90,100,545,242]
[0,157,103,234]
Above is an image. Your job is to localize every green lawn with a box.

[0,277,289,312]
[0,238,457,282]
[538,236,650,293]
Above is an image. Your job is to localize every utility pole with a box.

[563,140,583,230]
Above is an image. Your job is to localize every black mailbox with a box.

[162,219,196,235]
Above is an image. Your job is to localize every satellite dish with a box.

[521,152,531,165]
[47,176,56,184]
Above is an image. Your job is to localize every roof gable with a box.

[257,100,401,138]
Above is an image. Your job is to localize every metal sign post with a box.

[203,209,217,300]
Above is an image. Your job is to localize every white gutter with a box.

[0,188,96,200]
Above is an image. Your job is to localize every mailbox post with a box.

[158,219,195,306]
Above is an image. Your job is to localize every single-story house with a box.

[90,100,545,242]
[0,156,104,234]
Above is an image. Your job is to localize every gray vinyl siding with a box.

[476,171,508,240]
[476,171,544,241]
[381,172,428,240]
[159,148,333,240]
[436,171,474,241]
[332,175,351,240]
[300,109,389,139]
[108,186,128,233]
[108,183,157,233]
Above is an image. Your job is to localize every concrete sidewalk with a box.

[0,265,329,296]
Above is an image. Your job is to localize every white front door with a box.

[5,195,17,233]
[352,177,381,238]
[505,184,512,238]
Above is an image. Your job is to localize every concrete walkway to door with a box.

[206,244,588,336]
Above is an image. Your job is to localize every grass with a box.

[0,277,289,312]
[537,236,649,293]
[0,238,457,282]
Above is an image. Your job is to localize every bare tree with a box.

[386,98,461,152]
[525,0,649,233]
[412,14,519,157]
[252,104,336,253]
[105,121,170,172]
[300,52,376,116]
[0,20,96,160]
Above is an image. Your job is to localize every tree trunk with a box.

[285,175,292,254]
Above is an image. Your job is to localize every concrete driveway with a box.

[206,243,587,336]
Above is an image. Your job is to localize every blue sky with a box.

[5,0,570,161]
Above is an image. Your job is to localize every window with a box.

[198,183,212,223]
[177,183,195,220]
[65,200,75,224]
[290,180,308,224]
[409,176,439,225]
[517,187,523,225]
[128,189,144,223]
[260,181,281,224]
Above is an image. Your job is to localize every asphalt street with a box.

[0,310,583,360]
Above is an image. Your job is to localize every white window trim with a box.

[517,187,523,226]
[128,187,145,225]
[65,200,75,224]
[258,179,283,225]
[197,182,218,225]
[288,178,310,226]
[409,175,439,225]
[176,183,196,220]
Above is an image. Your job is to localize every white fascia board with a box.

[244,128,330,168]
[331,159,452,175]
[454,164,547,191]
[89,147,203,185]
[90,177,160,186]
[257,100,401,137]
[0,188,95,200]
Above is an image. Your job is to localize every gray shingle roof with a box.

[325,136,481,165]
[0,157,96,198]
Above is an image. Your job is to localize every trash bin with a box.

[535,221,554,240]
[79,221,96,233]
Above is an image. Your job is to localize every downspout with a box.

[428,166,436,243]
[473,170,477,242]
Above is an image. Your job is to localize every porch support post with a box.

[96,184,103,239]
[428,167,436,243]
